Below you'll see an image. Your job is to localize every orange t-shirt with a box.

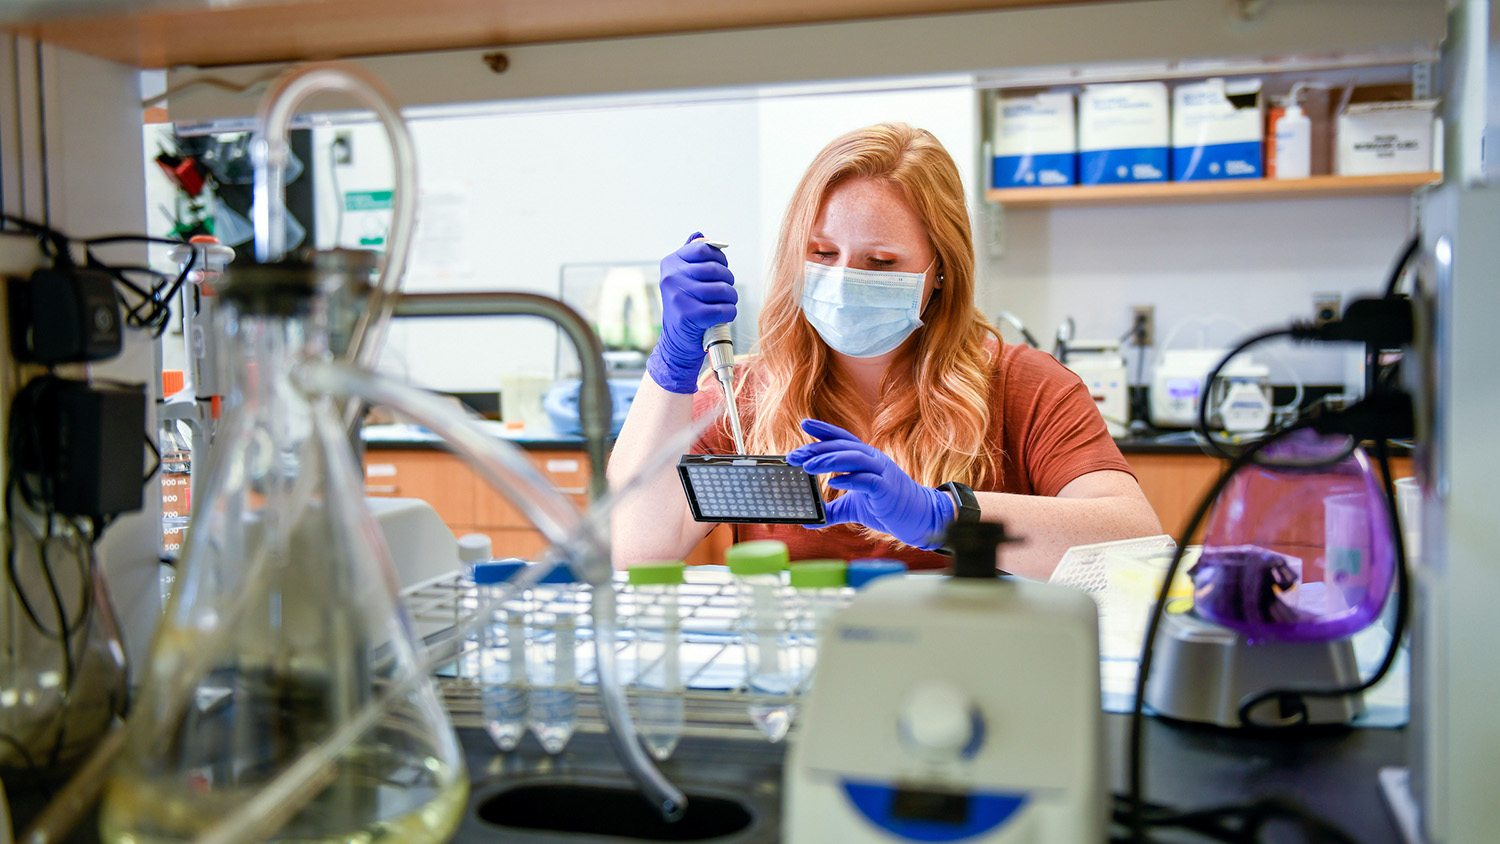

[690,341,1134,570]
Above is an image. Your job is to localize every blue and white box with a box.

[1171,77,1264,181]
[992,92,1076,188]
[1078,82,1169,184]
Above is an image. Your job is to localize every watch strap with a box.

[937,481,980,523]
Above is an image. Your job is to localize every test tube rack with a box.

[401,566,848,742]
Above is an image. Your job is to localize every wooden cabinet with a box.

[1124,452,1225,543]
[1124,449,1415,544]
[364,447,731,565]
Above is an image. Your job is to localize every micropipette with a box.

[699,240,747,454]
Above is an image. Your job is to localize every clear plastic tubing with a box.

[296,360,685,819]
[627,561,686,761]
[249,63,415,376]
[472,560,530,752]
[529,564,584,754]
[726,540,794,742]
[788,559,848,696]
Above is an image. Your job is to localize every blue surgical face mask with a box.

[800,260,930,358]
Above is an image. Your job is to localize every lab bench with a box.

[445,718,1406,843]
[0,700,1407,844]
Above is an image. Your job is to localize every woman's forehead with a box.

[812,178,925,246]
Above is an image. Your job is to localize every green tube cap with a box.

[627,560,686,586]
[726,540,789,576]
[789,559,847,589]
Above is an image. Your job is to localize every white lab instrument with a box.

[1063,340,1130,438]
[1145,429,1394,728]
[784,542,1103,843]
[1150,348,1220,428]
[1150,348,1271,429]
[367,496,461,589]
[1210,366,1274,433]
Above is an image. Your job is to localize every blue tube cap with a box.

[538,561,580,585]
[471,558,528,585]
[847,558,907,589]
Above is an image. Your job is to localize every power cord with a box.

[1125,423,1300,844]
[1,215,196,338]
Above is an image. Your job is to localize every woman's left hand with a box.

[786,419,956,550]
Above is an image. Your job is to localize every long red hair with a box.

[740,122,1001,496]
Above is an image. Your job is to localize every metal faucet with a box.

[390,292,614,507]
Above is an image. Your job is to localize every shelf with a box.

[3,0,1110,70]
[985,172,1441,208]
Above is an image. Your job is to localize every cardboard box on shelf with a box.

[1078,82,1169,184]
[1171,77,1264,181]
[992,91,1077,188]
[1336,100,1440,176]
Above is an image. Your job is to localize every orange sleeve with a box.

[1002,347,1134,497]
[690,386,732,455]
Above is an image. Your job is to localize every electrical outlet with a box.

[333,131,353,165]
[1314,294,1341,327]
[1130,304,1155,347]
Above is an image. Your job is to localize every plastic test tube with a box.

[471,559,529,751]
[787,559,848,696]
[528,562,586,754]
[726,540,794,742]
[627,560,687,761]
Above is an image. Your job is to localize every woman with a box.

[609,123,1160,578]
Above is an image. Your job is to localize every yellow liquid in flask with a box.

[100,758,467,844]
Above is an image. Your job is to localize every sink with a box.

[453,728,785,844]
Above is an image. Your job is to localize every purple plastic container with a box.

[1191,429,1395,642]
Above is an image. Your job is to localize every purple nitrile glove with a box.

[644,232,737,394]
[785,419,956,551]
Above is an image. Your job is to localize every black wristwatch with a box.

[937,481,981,524]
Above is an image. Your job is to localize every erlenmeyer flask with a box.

[98,254,466,844]
[0,512,128,785]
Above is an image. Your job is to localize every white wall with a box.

[982,196,1414,389]
[313,100,762,391]
[308,85,1411,397]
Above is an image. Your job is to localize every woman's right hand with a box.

[645,232,737,394]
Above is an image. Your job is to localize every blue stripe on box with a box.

[992,152,1076,188]
[1079,147,1169,184]
[1172,140,1264,181]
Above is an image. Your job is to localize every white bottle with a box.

[1274,102,1312,180]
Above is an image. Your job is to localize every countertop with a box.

[362,423,1411,461]
[360,423,1223,455]
[453,716,1408,843]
